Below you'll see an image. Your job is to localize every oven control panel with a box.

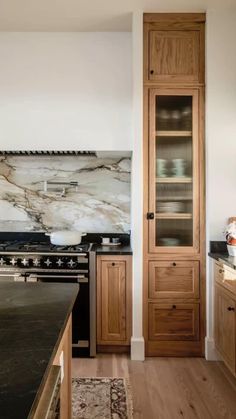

[0,254,88,270]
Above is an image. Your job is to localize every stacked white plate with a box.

[157,201,184,213]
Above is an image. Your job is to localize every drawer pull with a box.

[227,307,235,312]
[150,70,154,75]
[112,262,115,266]
[219,269,224,274]
[172,305,177,309]
[173,262,176,267]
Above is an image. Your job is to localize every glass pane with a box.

[155,95,193,247]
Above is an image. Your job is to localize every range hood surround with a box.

[0,151,131,233]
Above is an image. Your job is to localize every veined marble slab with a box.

[0,154,131,233]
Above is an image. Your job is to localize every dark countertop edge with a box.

[92,244,132,255]
[208,252,236,270]
[28,286,79,419]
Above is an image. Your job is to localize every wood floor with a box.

[72,354,236,419]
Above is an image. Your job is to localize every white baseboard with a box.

[131,336,145,361]
[205,337,221,361]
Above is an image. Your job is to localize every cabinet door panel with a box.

[214,285,235,372]
[148,88,199,254]
[149,30,199,83]
[97,256,132,347]
[149,303,199,341]
[149,261,199,298]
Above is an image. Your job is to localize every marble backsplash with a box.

[0,154,131,233]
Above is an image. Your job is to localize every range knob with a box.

[33,258,40,267]
[44,258,52,267]
[10,257,17,266]
[68,259,76,268]
[21,258,29,266]
[0,257,6,266]
[56,258,64,267]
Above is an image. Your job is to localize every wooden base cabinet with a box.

[143,13,205,357]
[214,262,236,375]
[97,255,132,350]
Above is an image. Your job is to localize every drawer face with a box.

[148,303,200,341]
[149,261,199,299]
[215,262,236,294]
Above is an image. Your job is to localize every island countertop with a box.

[0,282,79,419]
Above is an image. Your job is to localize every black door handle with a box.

[147,212,155,220]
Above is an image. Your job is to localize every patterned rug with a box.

[72,377,133,419]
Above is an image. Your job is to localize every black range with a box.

[0,236,96,358]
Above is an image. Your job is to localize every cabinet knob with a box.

[112,262,115,266]
[147,212,154,220]
[172,305,177,309]
[227,306,235,311]
[173,262,176,267]
[219,269,224,274]
[150,70,154,74]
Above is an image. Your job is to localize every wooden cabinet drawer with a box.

[149,261,199,299]
[148,302,199,341]
[215,262,236,294]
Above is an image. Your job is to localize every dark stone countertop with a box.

[208,252,236,270]
[0,282,79,419]
[208,240,236,270]
[93,244,132,255]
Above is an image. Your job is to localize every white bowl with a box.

[227,244,236,257]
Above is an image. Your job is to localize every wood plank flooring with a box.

[72,355,236,419]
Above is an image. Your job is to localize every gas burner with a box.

[0,240,91,253]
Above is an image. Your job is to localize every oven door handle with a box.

[0,273,25,282]
[27,274,88,283]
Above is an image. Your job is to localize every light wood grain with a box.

[97,255,132,347]
[155,212,192,219]
[157,130,192,136]
[72,354,236,419]
[215,284,236,374]
[149,260,199,299]
[144,13,206,24]
[149,30,199,83]
[143,13,205,357]
[149,302,199,341]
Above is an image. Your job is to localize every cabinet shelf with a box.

[156,212,192,220]
[156,130,192,137]
[156,177,192,184]
[157,196,192,201]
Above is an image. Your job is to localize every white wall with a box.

[206,7,236,241]
[205,5,236,358]
[0,32,132,150]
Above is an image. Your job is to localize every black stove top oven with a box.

[0,239,96,357]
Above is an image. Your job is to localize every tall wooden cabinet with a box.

[143,13,205,356]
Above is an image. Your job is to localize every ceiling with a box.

[0,0,235,32]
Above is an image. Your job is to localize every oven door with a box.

[0,271,25,282]
[25,272,90,356]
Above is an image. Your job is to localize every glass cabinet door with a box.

[148,89,199,253]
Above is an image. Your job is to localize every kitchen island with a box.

[0,282,79,419]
